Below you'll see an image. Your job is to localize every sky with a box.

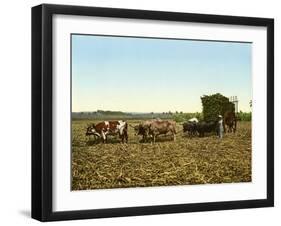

[72,34,252,113]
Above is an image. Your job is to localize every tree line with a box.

[72,93,251,122]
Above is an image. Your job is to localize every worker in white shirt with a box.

[218,115,224,139]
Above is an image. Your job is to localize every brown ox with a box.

[223,111,237,133]
[149,120,177,143]
[86,120,128,143]
[133,119,176,143]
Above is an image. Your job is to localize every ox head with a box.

[85,124,97,136]
[129,124,140,136]
[136,124,149,136]
[130,124,147,136]
[183,121,196,133]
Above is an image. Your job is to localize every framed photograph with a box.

[32,4,274,221]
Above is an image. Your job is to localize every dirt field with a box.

[72,120,251,190]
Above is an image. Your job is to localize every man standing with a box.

[217,115,224,139]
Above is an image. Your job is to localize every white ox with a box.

[188,117,199,123]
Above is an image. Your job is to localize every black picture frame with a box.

[32,4,274,222]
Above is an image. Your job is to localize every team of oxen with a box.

[85,111,237,144]
[183,111,237,138]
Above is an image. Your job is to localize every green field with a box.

[72,120,252,190]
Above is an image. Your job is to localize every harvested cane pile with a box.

[72,120,251,190]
